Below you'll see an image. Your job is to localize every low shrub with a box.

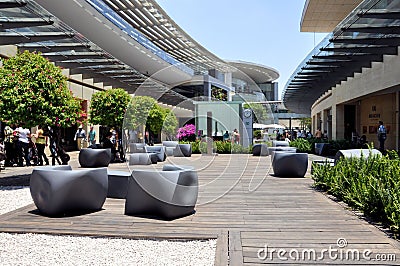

[312,150,400,236]
[289,138,312,153]
[180,140,251,154]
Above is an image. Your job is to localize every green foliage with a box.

[211,86,227,101]
[0,51,83,128]
[181,140,251,154]
[299,117,311,130]
[124,96,157,129]
[243,103,269,124]
[253,129,262,139]
[289,138,311,153]
[146,103,164,133]
[162,109,178,140]
[312,150,400,236]
[297,137,357,155]
[90,88,131,128]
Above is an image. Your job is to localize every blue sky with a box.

[156,0,327,99]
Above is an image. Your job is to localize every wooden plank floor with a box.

[0,154,399,265]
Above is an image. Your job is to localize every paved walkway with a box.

[0,152,399,265]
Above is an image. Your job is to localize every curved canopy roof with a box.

[301,0,363,32]
[225,60,279,84]
[283,0,400,114]
[0,0,277,109]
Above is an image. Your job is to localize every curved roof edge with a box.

[226,60,279,84]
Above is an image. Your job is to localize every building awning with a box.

[0,0,195,110]
[283,0,400,114]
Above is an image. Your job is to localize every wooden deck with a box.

[0,154,399,265]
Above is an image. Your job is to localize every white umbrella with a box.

[263,123,285,129]
[253,123,269,129]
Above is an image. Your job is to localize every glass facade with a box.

[86,0,194,75]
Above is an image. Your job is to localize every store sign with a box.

[368,113,380,118]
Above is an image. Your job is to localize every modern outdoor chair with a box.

[173,144,192,157]
[128,152,158,165]
[30,166,108,216]
[78,148,111,167]
[144,146,166,162]
[252,143,269,156]
[162,141,179,156]
[129,143,146,153]
[272,152,308,177]
[125,164,198,220]
[272,140,290,147]
[267,146,297,156]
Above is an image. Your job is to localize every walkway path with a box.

[0,153,399,265]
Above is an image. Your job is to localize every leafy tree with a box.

[162,109,178,140]
[146,103,165,134]
[89,88,131,129]
[0,50,83,128]
[243,103,269,124]
[299,117,312,130]
[124,96,157,141]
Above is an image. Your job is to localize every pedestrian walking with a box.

[74,125,86,150]
[33,125,49,166]
[377,121,387,152]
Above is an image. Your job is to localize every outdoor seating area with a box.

[127,142,192,162]
[29,155,199,219]
[2,152,399,265]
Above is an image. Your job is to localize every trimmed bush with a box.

[312,150,400,236]
[289,138,312,153]
[179,140,251,154]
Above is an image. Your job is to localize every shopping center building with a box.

[283,0,400,150]
[0,0,279,149]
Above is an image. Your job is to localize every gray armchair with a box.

[162,141,179,156]
[252,144,269,156]
[144,146,166,162]
[78,148,111,168]
[272,152,308,177]
[173,144,192,157]
[125,164,198,220]
[30,166,108,216]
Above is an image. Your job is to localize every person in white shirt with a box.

[74,125,87,150]
[15,124,31,167]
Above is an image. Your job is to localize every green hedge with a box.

[289,137,358,155]
[289,138,312,153]
[312,150,400,236]
[179,140,251,154]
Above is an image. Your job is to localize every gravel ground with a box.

[0,187,217,266]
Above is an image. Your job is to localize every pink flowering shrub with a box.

[177,124,196,141]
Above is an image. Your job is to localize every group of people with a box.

[1,123,71,168]
[102,128,125,163]
[2,123,50,167]
[73,125,97,150]
[222,129,240,144]
[275,129,314,141]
